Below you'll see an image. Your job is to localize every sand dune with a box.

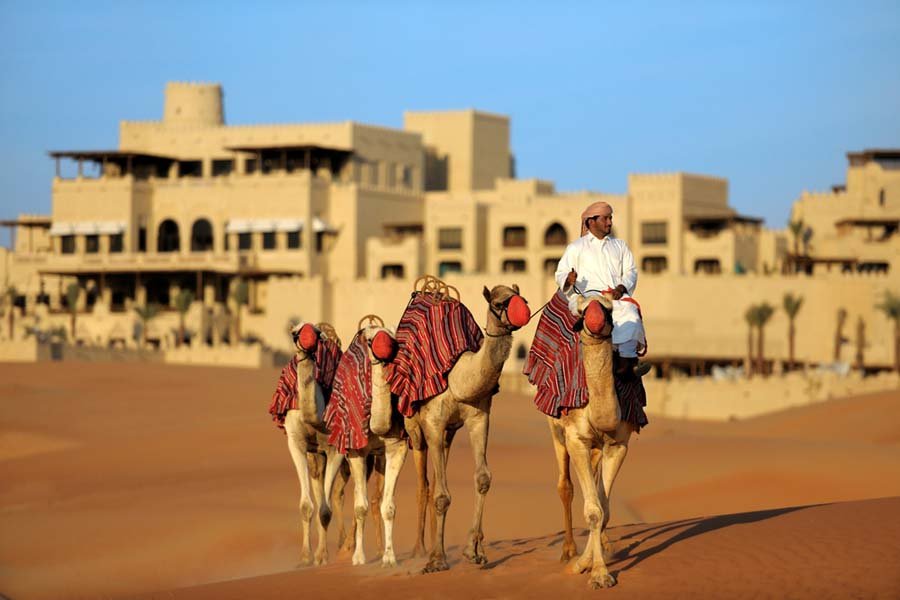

[1,362,898,599]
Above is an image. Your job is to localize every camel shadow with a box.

[610,503,825,579]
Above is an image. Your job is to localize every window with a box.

[880,189,886,207]
[245,158,258,174]
[544,223,567,246]
[109,234,123,253]
[386,162,396,187]
[503,259,526,272]
[438,227,463,250]
[544,257,561,275]
[85,235,99,254]
[178,160,202,178]
[212,159,233,177]
[641,221,668,245]
[381,264,405,279]
[369,162,380,186]
[61,235,75,254]
[401,165,413,188]
[438,261,462,277]
[190,219,214,252]
[642,256,668,273]
[262,231,276,250]
[503,226,527,248]
[238,232,252,251]
[157,220,180,252]
[287,230,301,249]
[138,227,147,252]
[694,259,721,274]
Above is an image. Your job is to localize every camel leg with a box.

[462,411,491,565]
[381,438,409,567]
[348,450,369,565]
[548,419,577,562]
[567,435,615,589]
[285,421,313,566]
[406,417,431,558]
[335,460,355,554]
[370,453,386,555]
[422,416,451,574]
[599,426,632,558]
[321,449,345,528]
[310,453,329,565]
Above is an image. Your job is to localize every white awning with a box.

[49,222,74,236]
[49,221,125,235]
[274,218,303,232]
[312,216,337,233]
[225,219,252,234]
[250,219,276,233]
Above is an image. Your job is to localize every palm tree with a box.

[855,316,866,374]
[875,291,900,374]
[230,278,249,344]
[834,308,848,362]
[174,289,195,347]
[4,285,16,341]
[744,305,758,376]
[65,283,80,340]
[782,293,804,371]
[133,303,161,347]
[788,219,804,257]
[755,303,775,376]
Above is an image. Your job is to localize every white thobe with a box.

[554,233,646,357]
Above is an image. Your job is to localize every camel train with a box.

[267,275,647,589]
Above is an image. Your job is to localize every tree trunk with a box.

[895,320,900,375]
[757,325,766,377]
[178,315,185,348]
[141,321,147,347]
[747,325,754,376]
[855,317,865,374]
[788,320,795,371]
[235,307,241,344]
[8,307,13,341]
[70,312,76,341]
[834,309,847,362]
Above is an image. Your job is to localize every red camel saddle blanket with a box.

[523,290,588,418]
[522,291,649,432]
[387,292,484,418]
[325,335,372,453]
[268,338,343,430]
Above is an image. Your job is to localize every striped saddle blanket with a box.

[268,337,343,430]
[325,335,372,453]
[523,291,648,431]
[387,292,484,417]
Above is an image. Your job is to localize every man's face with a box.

[587,208,613,238]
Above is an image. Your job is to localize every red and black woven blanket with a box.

[325,335,372,453]
[268,337,343,430]
[387,293,484,417]
[523,291,648,431]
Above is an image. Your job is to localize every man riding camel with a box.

[554,201,651,379]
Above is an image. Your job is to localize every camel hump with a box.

[315,322,341,347]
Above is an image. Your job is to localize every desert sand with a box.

[1,361,899,599]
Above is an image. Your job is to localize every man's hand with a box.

[611,284,627,300]
[565,268,578,289]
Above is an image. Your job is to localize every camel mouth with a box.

[297,323,319,352]
[583,300,608,335]
[506,295,531,328]
[370,329,398,362]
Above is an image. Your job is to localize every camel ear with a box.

[512,283,520,295]
[483,286,492,303]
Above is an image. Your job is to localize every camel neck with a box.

[581,333,619,431]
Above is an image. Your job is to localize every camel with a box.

[280,321,351,566]
[548,294,634,589]
[323,315,408,566]
[405,283,530,573]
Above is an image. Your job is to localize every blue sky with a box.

[1,1,898,245]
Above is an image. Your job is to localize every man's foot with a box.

[633,361,652,378]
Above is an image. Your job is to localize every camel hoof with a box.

[422,556,450,573]
[352,552,366,566]
[560,544,578,563]
[314,551,328,566]
[589,572,617,589]
[462,548,488,565]
[298,552,313,567]
[601,535,614,562]
[382,553,398,567]
[570,558,591,575]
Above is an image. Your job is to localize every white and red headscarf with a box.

[580,201,612,236]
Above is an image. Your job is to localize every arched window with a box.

[503,226,527,248]
[157,219,180,253]
[544,223,567,246]
[190,218,214,252]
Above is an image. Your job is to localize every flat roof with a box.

[835,217,900,226]
[48,150,178,161]
[224,143,352,154]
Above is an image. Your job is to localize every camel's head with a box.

[358,314,398,363]
[575,294,614,339]
[482,284,531,333]
[290,321,321,356]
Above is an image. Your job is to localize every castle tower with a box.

[163,82,224,127]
